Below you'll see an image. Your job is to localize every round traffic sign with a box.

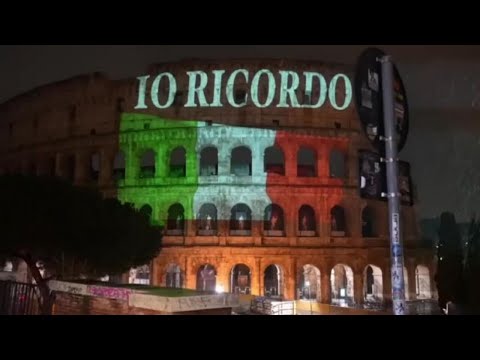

[354,47,409,153]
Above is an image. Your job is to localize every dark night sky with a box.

[1,45,480,221]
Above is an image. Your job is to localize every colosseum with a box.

[0,58,435,309]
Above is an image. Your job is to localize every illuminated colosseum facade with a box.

[0,59,435,307]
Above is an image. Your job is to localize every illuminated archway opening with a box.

[415,265,432,299]
[330,264,354,306]
[170,146,186,177]
[166,203,185,235]
[298,205,316,236]
[264,146,285,175]
[200,146,218,176]
[196,264,217,292]
[230,264,251,294]
[197,203,217,235]
[264,204,285,236]
[298,264,321,301]
[363,265,383,305]
[140,149,155,178]
[264,264,284,298]
[297,147,316,177]
[231,146,252,176]
[166,263,183,288]
[230,203,252,236]
[331,205,346,236]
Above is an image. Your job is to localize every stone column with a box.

[125,144,138,183]
[186,145,196,180]
[321,269,331,303]
[284,145,296,178]
[185,257,195,290]
[251,145,263,178]
[348,199,362,239]
[256,258,263,296]
[216,260,229,293]
[286,258,297,300]
[319,197,329,238]
[218,149,230,177]
[319,144,330,179]
[354,272,364,306]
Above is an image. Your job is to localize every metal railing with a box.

[0,280,41,315]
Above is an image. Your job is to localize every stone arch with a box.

[231,146,252,176]
[139,204,153,221]
[363,265,383,303]
[298,264,321,301]
[264,204,285,235]
[197,203,217,235]
[264,145,285,175]
[330,264,354,306]
[140,149,155,178]
[165,263,183,288]
[230,203,252,235]
[169,146,186,177]
[297,146,316,177]
[166,203,185,234]
[230,264,251,294]
[330,148,346,178]
[331,205,346,236]
[298,204,316,235]
[200,146,218,176]
[196,264,217,292]
[264,264,284,298]
[415,265,432,299]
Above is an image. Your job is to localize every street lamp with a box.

[305,280,313,315]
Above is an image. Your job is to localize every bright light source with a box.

[215,284,224,293]
[340,288,346,297]
[305,280,310,287]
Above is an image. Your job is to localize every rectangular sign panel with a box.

[358,150,413,206]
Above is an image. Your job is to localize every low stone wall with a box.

[49,280,237,315]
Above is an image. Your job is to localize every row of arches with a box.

[140,202,378,237]
[137,145,346,178]
[9,144,348,182]
[149,263,433,302]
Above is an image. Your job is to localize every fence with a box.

[0,280,42,315]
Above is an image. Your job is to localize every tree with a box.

[435,212,465,311]
[0,174,162,314]
[464,217,480,313]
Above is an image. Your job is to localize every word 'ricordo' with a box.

[134,69,352,110]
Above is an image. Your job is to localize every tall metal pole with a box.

[380,56,407,315]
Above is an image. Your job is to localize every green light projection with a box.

[117,113,277,226]
[118,113,199,227]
